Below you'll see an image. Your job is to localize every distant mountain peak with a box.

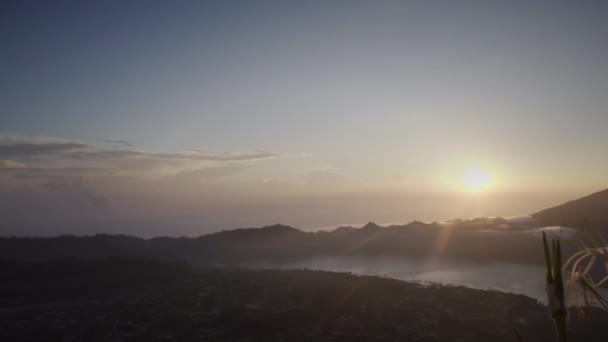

[261,223,295,230]
[259,224,300,233]
[361,222,382,230]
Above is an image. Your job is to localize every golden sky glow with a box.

[1,1,607,236]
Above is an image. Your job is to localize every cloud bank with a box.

[0,132,289,236]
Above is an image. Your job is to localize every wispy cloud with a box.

[190,148,279,161]
[0,160,26,168]
[0,142,90,159]
[3,166,110,180]
[0,132,281,181]
[67,148,277,163]
[98,138,133,147]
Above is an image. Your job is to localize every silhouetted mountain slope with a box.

[532,189,608,231]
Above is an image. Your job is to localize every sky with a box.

[1,0,607,236]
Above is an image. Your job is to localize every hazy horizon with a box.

[2,1,607,236]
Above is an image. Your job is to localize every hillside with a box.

[532,189,608,231]
[1,258,607,341]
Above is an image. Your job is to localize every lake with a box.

[251,256,551,302]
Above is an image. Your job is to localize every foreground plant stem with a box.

[543,232,568,342]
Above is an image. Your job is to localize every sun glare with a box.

[460,167,491,191]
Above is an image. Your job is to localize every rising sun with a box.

[460,167,491,191]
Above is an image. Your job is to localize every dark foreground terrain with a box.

[0,258,606,342]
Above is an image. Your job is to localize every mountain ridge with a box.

[1,189,606,265]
